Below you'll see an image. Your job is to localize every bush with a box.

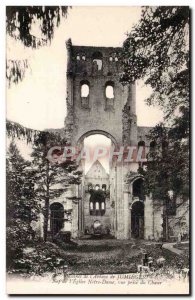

[8,241,68,276]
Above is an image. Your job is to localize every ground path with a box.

[162,241,189,255]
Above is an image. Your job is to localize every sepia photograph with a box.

[5,5,190,295]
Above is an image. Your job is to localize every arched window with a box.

[90,201,93,210]
[101,202,105,210]
[95,202,100,210]
[82,55,86,61]
[92,51,103,71]
[102,184,106,191]
[109,56,113,62]
[105,82,114,99]
[81,81,90,108]
[106,86,114,99]
[81,83,89,97]
[76,54,80,60]
[95,184,100,190]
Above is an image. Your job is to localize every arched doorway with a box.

[131,201,144,239]
[50,202,64,237]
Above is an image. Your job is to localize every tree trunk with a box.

[162,198,169,241]
[43,197,49,242]
[43,161,50,242]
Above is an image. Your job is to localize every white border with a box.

[1,1,194,299]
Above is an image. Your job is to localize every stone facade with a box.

[35,39,188,242]
[83,160,112,235]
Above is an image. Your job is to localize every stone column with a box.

[144,194,154,240]
[116,164,126,239]
[128,184,133,239]
[71,200,79,238]
[126,83,137,146]
[123,184,130,239]
[65,39,74,143]
[129,83,136,115]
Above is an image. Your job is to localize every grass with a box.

[9,238,189,277]
[53,238,189,275]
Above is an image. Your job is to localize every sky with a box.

[84,134,111,174]
[7,6,163,131]
[6,6,164,174]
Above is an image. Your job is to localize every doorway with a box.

[131,201,144,239]
[50,202,64,237]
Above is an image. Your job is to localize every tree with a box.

[31,131,82,242]
[121,6,190,240]
[6,141,39,269]
[6,6,68,86]
[6,120,40,143]
[121,6,189,122]
[138,124,189,240]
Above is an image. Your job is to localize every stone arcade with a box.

[36,39,189,241]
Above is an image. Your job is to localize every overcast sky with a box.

[7,6,163,131]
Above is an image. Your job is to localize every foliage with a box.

[6,120,40,143]
[31,131,82,241]
[6,142,40,269]
[121,7,189,216]
[121,6,189,120]
[6,133,82,273]
[6,6,68,47]
[6,6,68,86]
[6,120,82,244]
[8,241,69,276]
[142,124,189,202]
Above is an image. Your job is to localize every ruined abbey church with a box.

[36,39,189,241]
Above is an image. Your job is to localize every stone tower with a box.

[65,39,142,239]
[35,40,188,243]
[65,38,137,146]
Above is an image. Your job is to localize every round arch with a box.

[130,175,144,184]
[77,130,118,146]
[130,198,144,210]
